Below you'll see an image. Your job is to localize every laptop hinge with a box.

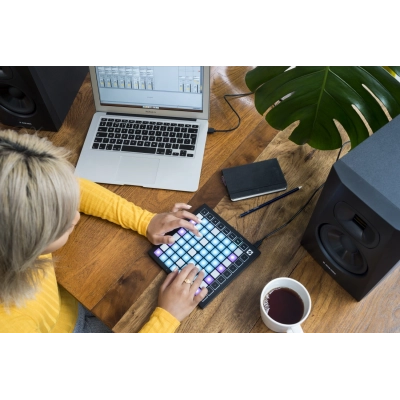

[106,112,196,121]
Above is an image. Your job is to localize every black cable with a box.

[253,141,351,248]
[207,92,254,134]
[252,183,324,248]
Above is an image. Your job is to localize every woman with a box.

[0,129,207,333]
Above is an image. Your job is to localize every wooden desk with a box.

[3,67,400,333]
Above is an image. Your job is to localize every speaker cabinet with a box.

[0,66,88,131]
[301,114,400,301]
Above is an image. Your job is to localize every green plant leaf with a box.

[245,66,400,150]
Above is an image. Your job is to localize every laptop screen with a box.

[95,66,204,112]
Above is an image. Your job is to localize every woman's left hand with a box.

[157,263,207,321]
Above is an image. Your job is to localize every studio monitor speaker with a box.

[0,66,88,132]
[301,114,400,301]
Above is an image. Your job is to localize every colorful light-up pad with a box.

[148,204,261,308]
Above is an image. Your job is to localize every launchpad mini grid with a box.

[149,204,261,308]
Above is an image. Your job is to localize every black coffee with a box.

[263,287,304,325]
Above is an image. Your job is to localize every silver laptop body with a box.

[74,66,210,192]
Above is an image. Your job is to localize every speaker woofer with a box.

[319,224,368,275]
[0,83,35,115]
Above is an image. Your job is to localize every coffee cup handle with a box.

[286,325,303,333]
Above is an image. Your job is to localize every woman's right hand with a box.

[158,263,208,322]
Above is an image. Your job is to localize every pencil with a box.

[239,186,302,217]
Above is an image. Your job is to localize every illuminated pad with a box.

[148,204,261,308]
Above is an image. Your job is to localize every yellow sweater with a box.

[0,178,180,333]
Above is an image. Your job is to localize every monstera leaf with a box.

[245,66,400,150]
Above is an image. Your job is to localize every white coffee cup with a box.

[260,277,311,333]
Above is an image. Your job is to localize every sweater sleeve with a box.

[78,179,178,333]
[78,177,155,236]
[138,307,181,333]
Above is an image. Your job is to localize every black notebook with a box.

[222,158,287,201]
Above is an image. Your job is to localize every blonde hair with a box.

[0,129,79,307]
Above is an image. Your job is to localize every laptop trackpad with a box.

[116,156,159,184]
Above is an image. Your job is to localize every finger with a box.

[184,265,201,286]
[171,203,192,213]
[152,234,175,245]
[154,214,202,237]
[190,269,205,294]
[164,219,202,238]
[193,287,208,303]
[160,268,179,292]
[179,263,197,284]
[180,221,202,238]
[172,210,202,224]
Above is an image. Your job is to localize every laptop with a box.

[74,66,210,192]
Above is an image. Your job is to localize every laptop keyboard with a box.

[91,117,198,157]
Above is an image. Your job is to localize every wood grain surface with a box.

[114,122,341,333]
[2,66,399,333]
